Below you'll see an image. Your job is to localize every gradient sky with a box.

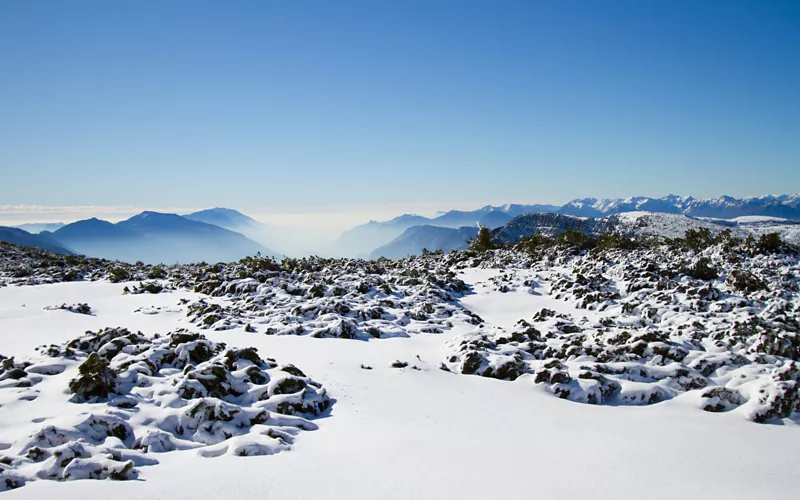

[1,0,798,222]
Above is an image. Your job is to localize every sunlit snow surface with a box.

[1,273,799,499]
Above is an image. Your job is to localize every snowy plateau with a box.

[0,231,799,500]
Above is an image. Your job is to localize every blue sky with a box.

[1,0,798,222]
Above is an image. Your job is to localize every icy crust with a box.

[443,246,800,423]
[183,257,474,339]
[0,328,331,491]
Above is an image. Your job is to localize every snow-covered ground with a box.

[2,276,799,499]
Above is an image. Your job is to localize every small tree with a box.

[470,226,494,251]
[757,232,782,254]
[69,353,119,402]
[684,228,714,251]
[556,229,596,250]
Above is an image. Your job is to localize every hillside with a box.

[334,194,800,258]
[331,214,432,257]
[0,234,798,498]
[559,194,800,219]
[369,225,478,259]
[491,211,800,245]
[0,227,74,254]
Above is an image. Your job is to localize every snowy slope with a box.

[559,194,800,219]
[1,242,799,499]
[1,280,799,500]
[491,211,800,245]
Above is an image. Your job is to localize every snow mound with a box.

[443,245,800,423]
[0,328,331,491]
[183,258,473,339]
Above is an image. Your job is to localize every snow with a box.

[2,275,800,499]
[458,268,600,329]
[731,216,793,223]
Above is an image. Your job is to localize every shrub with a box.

[727,269,767,293]
[147,266,167,279]
[556,229,596,250]
[596,232,637,250]
[109,268,130,283]
[684,228,715,251]
[757,232,782,254]
[468,226,495,252]
[685,257,719,280]
[68,353,119,402]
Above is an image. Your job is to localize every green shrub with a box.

[469,226,495,252]
[109,268,130,283]
[684,228,715,251]
[685,257,719,280]
[757,232,782,254]
[556,229,596,250]
[68,353,119,401]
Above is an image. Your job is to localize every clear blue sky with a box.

[1,0,798,212]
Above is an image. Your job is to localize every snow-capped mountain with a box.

[492,211,800,245]
[334,195,800,258]
[558,194,800,219]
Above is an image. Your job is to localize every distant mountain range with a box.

[40,211,278,264]
[12,222,66,234]
[352,194,800,258]
[491,211,800,245]
[559,194,800,219]
[0,227,74,254]
[369,211,800,260]
[332,204,560,257]
[369,225,479,260]
[185,207,327,257]
[3,194,799,263]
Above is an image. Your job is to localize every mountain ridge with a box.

[49,211,278,264]
[340,194,800,257]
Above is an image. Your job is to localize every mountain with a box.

[430,206,494,228]
[490,211,800,245]
[369,225,479,260]
[185,208,325,257]
[184,208,261,231]
[433,204,560,228]
[334,204,559,257]
[491,213,617,244]
[478,210,513,229]
[13,222,66,234]
[331,214,432,257]
[50,212,277,264]
[0,227,74,254]
[558,194,800,220]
